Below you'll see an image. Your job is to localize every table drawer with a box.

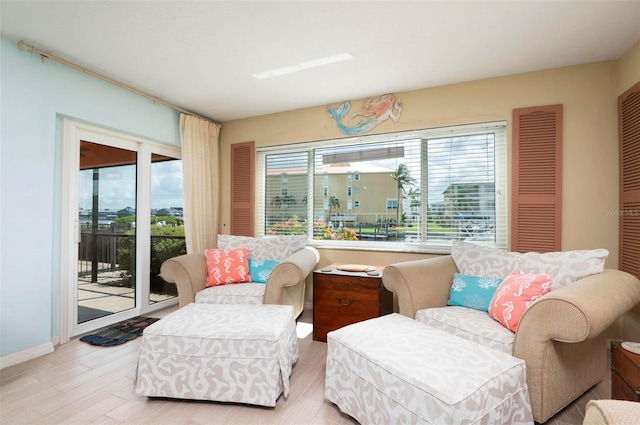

[612,343,640,401]
[612,370,640,401]
[313,268,391,342]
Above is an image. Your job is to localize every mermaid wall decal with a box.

[327,93,403,135]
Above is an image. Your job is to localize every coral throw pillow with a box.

[488,270,552,332]
[205,248,250,286]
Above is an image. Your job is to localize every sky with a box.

[312,135,495,204]
[78,160,183,211]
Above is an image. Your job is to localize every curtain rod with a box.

[17,40,220,125]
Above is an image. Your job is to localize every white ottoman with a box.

[135,303,299,407]
[325,314,533,425]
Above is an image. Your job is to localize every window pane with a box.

[78,142,136,323]
[264,152,308,235]
[313,140,421,242]
[426,134,496,243]
[149,156,185,305]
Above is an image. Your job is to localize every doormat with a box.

[79,316,160,347]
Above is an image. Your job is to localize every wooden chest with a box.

[611,340,640,402]
[312,265,393,342]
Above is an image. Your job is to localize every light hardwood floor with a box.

[0,310,610,425]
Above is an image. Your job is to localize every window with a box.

[257,122,507,250]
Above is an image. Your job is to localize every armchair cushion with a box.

[451,241,608,289]
[196,282,265,305]
[205,247,250,286]
[488,270,552,332]
[218,234,307,261]
[416,306,515,353]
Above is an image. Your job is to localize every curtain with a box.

[180,114,221,253]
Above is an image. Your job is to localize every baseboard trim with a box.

[0,341,54,369]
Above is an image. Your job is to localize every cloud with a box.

[79,160,183,211]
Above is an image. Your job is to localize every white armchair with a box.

[160,235,319,319]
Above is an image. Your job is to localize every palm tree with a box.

[408,187,421,208]
[328,196,340,220]
[390,164,416,225]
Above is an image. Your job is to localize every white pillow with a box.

[451,240,608,290]
[217,234,307,261]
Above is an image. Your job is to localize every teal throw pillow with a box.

[447,273,502,312]
[248,258,280,284]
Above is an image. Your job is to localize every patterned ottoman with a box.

[135,303,298,407]
[325,314,533,424]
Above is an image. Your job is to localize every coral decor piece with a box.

[327,93,403,135]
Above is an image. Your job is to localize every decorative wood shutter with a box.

[619,82,640,313]
[230,141,255,236]
[511,105,563,253]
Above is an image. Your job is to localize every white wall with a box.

[0,36,181,360]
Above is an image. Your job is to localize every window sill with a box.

[307,240,453,255]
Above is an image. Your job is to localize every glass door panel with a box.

[77,141,137,324]
[148,155,185,305]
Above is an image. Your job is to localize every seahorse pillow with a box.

[447,273,502,312]
[205,248,251,286]
[248,258,280,284]
[488,270,552,332]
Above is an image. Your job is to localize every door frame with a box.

[59,119,180,343]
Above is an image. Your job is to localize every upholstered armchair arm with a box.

[160,253,207,308]
[382,255,459,318]
[264,247,320,317]
[516,269,640,345]
[513,269,640,422]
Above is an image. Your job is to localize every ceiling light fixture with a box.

[253,53,353,80]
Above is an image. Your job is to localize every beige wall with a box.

[221,61,622,262]
[218,47,640,337]
[618,39,640,95]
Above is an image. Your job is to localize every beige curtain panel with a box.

[179,114,221,253]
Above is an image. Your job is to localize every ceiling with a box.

[1,1,639,123]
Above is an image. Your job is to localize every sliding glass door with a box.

[62,119,183,340]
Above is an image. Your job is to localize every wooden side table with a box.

[611,340,640,402]
[312,264,393,342]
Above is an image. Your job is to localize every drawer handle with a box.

[336,297,355,307]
